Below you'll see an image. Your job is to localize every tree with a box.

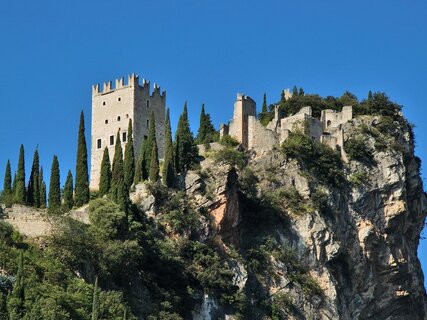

[149,137,159,182]
[123,120,135,189]
[39,167,47,208]
[7,252,25,320]
[91,276,100,320]
[99,147,111,196]
[12,172,17,200]
[111,131,124,190]
[162,108,175,187]
[75,111,90,207]
[292,85,298,97]
[196,104,217,144]
[299,87,305,96]
[174,103,198,173]
[27,148,40,207]
[48,155,61,214]
[2,160,12,207]
[14,145,26,204]
[261,93,267,113]
[63,170,74,211]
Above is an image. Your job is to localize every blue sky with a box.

[1,1,427,282]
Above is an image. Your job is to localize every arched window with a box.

[327,120,331,127]
[117,116,121,121]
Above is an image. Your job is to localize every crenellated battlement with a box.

[92,73,164,97]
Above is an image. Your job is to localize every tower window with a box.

[110,135,114,146]
[118,97,121,102]
[146,100,150,108]
[117,116,121,121]
[327,120,331,127]
[105,119,108,124]
[146,120,149,127]
[122,131,127,143]
[103,101,106,106]
[97,139,102,149]
[126,114,129,118]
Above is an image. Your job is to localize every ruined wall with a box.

[321,106,353,129]
[280,107,323,143]
[247,116,277,151]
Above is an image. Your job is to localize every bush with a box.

[344,136,373,163]
[348,172,369,187]
[219,135,239,147]
[212,148,246,169]
[282,133,344,187]
[239,168,259,199]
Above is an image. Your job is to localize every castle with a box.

[90,74,166,190]
[220,92,353,160]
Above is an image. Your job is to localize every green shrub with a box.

[282,133,343,187]
[212,148,246,169]
[344,136,373,163]
[271,292,294,320]
[348,172,369,187]
[219,135,239,147]
[239,168,259,199]
[311,190,330,216]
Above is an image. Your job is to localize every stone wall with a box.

[247,116,277,151]
[321,106,353,129]
[90,74,166,190]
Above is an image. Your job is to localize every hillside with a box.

[0,92,426,319]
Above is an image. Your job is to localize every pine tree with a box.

[75,111,90,207]
[14,145,26,204]
[27,148,40,207]
[123,120,135,189]
[174,103,198,173]
[91,276,100,320]
[196,104,217,144]
[7,252,25,320]
[48,155,61,214]
[39,167,47,208]
[99,147,111,196]
[2,160,12,207]
[162,108,175,187]
[149,137,159,182]
[292,85,298,97]
[63,170,74,211]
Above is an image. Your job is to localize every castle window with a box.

[327,120,331,127]
[126,114,129,118]
[146,100,150,108]
[117,116,121,121]
[97,139,102,149]
[110,135,114,146]
[146,120,149,127]
[105,119,108,124]
[103,101,106,106]
[122,131,127,143]
[118,97,121,102]
[144,135,147,140]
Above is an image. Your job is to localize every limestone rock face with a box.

[192,115,427,319]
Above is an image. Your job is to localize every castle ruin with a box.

[90,73,166,190]
[221,92,353,160]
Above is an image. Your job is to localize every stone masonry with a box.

[90,73,166,190]
[221,91,353,159]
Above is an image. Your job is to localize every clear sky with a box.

[1,1,427,283]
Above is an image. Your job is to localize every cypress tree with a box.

[39,167,47,208]
[48,155,61,214]
[2,160,12,207]
[14,145,26,204]
[111,131,124,189]
[144,112,157,179]
[162,108,175,187]
[63,170,74,211]
[91,276,100,320]
[123,120,135,189]
[12,172,17,200]
[149,137,159,182]
[281,90,286,102]
[7,252,25,320]
[262,93,267,113]
[174,103,198,173]
[196,104,217,144]
[292,85,298,97]
[99,147,111,196]
[299,87,305,96]
[27,148,40,207]
[75,111,90,207]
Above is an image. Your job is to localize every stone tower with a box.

[90,73,166,190]
[227,93,256,148]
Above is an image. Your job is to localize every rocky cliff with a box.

[170,114,426,319]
